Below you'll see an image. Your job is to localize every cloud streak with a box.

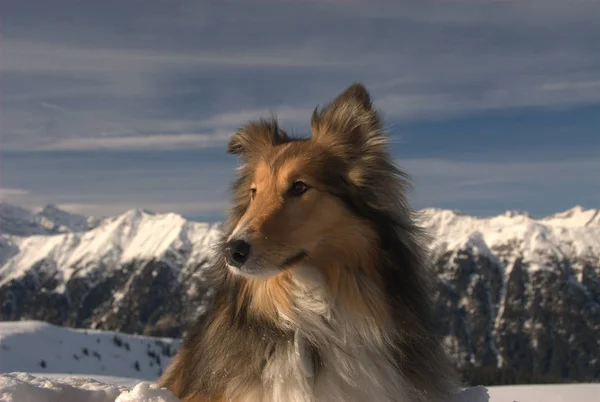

[0,188,31,201]
[57,201,227,219]
[2,39,345,75]
[2,0,599,151]
[400,156,600,215]
[37,132,233,152]
[1,0,599,218]
[3,146,598,220]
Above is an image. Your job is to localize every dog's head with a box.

[222,83,405,280]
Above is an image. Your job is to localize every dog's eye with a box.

[289,181,310,197]
[250,188,257,200]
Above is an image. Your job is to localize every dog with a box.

[159,83,459,402]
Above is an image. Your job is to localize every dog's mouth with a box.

[280,250,308,269]
[226,250,308,279]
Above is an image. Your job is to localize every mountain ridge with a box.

[0,202,100,237]
[1,202,599,383]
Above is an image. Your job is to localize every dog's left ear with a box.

[227,117,289,159]
[311,82,384,150]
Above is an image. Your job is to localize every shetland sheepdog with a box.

[159,83,459,402]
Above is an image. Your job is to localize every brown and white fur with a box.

[159,83,459,402]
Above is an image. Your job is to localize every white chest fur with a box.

[243,266,411,402]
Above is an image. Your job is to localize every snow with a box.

[1,372,600,402]
[2,203,598,288]
[0,321,179,381]
[1,321,599,401]
[0,203,98,237]
[0,206,221,287]
[0,373,179,402]
[419,206,600,274]
[0,321,182,401]
[485,383,600,402]
[542,205,600,228]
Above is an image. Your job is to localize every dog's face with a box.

[223,83,392,279]
[225,141,356,278]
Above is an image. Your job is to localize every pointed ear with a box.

[311,83,393,190]
[311,82,384,149]
[327,82,373,112]
[226,117,289,158]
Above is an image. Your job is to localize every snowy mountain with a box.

[0,202,99,236]
[0,205,220,337]
[420,206,600,383]
[1,203,599,384]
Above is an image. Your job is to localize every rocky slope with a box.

[1,203,599,382]
[422,206,600,382]
[0,205,220,337]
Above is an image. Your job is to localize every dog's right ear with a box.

[226,117,288,158]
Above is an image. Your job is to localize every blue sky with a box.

[1,0,599,222]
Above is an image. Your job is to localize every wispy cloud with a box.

[58,201,226,218]
[2,0,599,152]
[37,131,233,152]
[0,188,31,201]
[1,39,344,75]
[2,0,599,218]
[539,80,600,92]
[377,84,600,121]
[400,156,600,215]
[199,106,311,130]
[0,149,235,220]
[401,157,600,183]
[40,102,73,113]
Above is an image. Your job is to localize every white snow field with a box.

[1,321,599,401]
[0,321,180,401]
[0,321,179,381]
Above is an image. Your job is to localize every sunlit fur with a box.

[159,83,460,402]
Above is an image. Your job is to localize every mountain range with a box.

[1,202,599,384]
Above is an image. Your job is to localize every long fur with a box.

[159,83,459,402]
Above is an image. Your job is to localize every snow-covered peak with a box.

[0,203,99,236]
[1,203,598,285]
[35,204,100,233]
[502,210,531,219]
[420,206,600,272]
[542,205,600,227]
[0,207,221,287]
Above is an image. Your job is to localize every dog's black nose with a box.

[224,239,251,267]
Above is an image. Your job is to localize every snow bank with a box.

[0,373,179,402]
[486,383,600,402]
[2,372,600,402]
[0,372,489,402]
